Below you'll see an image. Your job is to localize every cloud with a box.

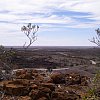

[60,0,100,21]
[0,0,99,27]
[0,0,99,46]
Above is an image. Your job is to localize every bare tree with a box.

[21,23,39,49]
[89,28,100,46]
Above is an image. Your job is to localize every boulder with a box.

[50,73,66,84]
[29,83,54,100]
[51,91,80,100]
[4,84,29,96]
[41,83,55,91]
[30,84,38,90]
[16,69,27,76]
[65,73,89,86]
[3,80,30,96]
[17,73,33,79]
[29,89,50,100]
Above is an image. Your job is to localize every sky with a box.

[0,0,100,46]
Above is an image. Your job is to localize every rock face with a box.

[3,79,30,96]
[0,69,91,100]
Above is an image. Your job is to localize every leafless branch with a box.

[89,28,100,46]
[21,23,39,49]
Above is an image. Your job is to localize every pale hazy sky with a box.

[0,0,100,46]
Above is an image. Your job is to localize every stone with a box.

[51,91,80,100]
[3,80,30,96]
[50,73,66,84]
[19,96,31,100]
[41,83,55,91]
[4,84,29,96]
[65,73,89,86]
[37,97,48,100]
[29,85,53,100]
[30,84,38,90]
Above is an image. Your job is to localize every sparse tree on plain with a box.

[21,23,39,49]
[89,28,100,46]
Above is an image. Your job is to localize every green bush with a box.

[82,71,100,100]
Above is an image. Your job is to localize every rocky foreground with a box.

[0,68,97,100]
[0,47,100,100]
